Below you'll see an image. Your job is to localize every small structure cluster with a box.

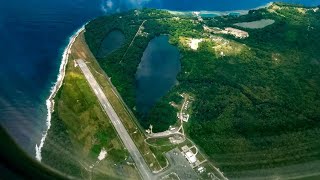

[169,134,185,144]
[145,124,153,134]
[197,166,205,173]
[178,113,190,122]
[192,11,204,22]
[137,25,148,37]
[181,145,206,171]
[177,93,192,123]
[181,145,198,165]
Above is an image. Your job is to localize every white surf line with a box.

[35,25,85,161]
[166,2,273,16]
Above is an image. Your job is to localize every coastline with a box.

[166,2,273,16]
[34,2,274,161]
[35,26,85,161]
[33,0,275,162]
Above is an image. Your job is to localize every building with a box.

[185,151,197,164]
[182,114,190,122]
[197,166,205,173]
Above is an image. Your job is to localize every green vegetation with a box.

[146,138,176,167]
[85,9,202,130]
[42,32,139,179]
[146,137,172,147]
[84,29,164,171]
[84,3,320,178]
[42,110,83,178]
[85,9,174,112]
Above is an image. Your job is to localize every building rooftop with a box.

[185,151,197,164]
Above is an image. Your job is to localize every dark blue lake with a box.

[97,30,125,58]
[0,0,319,157]
[136,36,180,114]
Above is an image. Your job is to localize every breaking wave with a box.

[35,25,85,161]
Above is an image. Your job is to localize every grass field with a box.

[74,32,164,172]
[41,31,140,179]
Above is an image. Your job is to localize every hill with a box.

[48,3,320,179]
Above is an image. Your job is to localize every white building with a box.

[182,114,190,122]
[185,151,197,164]
[198,166,205,173]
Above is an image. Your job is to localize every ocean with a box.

[0,0,319,157]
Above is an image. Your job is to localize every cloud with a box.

[106,0,113,8]
[101,0,113,13]
[101,0,152,13]
[129,0,149,7]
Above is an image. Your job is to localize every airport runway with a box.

[76,59,153,180]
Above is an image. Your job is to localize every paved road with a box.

[76,59,153,180]
[155,148,198,180]
[120,20,146,63]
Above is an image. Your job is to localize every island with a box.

[40,3,320,180]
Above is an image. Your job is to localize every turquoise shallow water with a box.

[0,0,319,156]
[144,0,320,11]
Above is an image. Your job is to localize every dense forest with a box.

[85,3,320,177]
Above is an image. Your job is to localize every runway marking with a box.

[76,59,153,180]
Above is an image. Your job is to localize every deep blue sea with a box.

[0,0,319,157]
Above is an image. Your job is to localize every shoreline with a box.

[35,26,85,161]
[166,2,273,16]
[34,1,274,162]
